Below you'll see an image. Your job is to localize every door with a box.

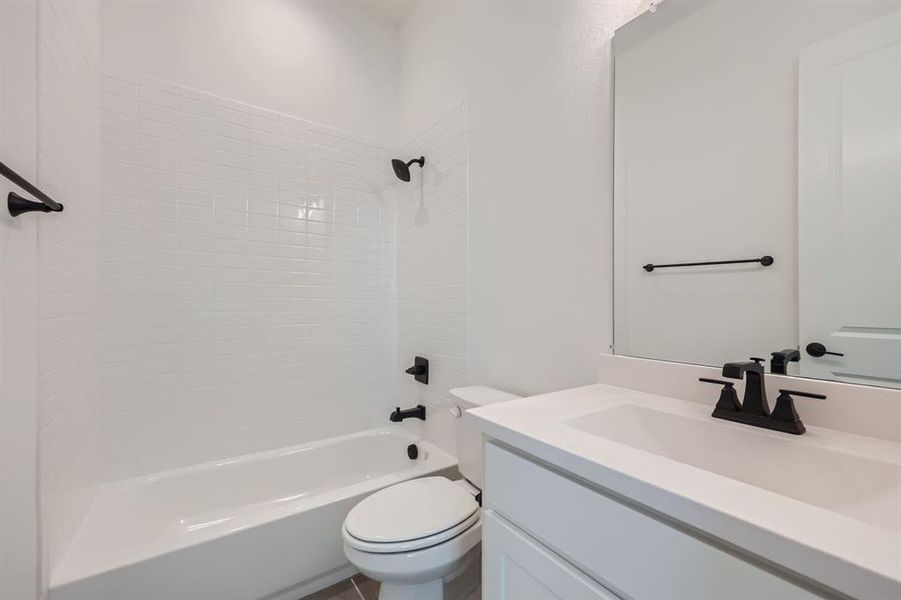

[482,510,620,600]
[798,10,901,387]
[0,1,41,598]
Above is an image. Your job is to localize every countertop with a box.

[467,383,901,599]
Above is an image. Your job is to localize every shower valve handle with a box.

[404,356,429,384]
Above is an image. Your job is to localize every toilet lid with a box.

[344,477,479,544]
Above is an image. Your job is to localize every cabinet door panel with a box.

[482,509,619,600]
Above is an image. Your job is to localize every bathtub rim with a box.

[104,425,434,490]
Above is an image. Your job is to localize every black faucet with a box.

[701,359,826,435]
[770,348,801,375]
[390,404,426,422]
[722,357,768,416]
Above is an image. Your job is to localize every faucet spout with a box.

[722,358,769,416]
[390,404,426,422]
[770,348,801,375]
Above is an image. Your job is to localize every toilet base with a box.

[379,580,442,600]
[376,546,480,600]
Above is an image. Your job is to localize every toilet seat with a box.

[345,510,480,553]
[344,477,480,553]
[344,516,483,589]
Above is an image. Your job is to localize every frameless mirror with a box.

[613,0,901,388]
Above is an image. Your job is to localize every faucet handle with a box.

[770,389,825,435]
[700,377,733,386]
[404,356,429,384]
[700,378,741,413]
[779,389,826,400]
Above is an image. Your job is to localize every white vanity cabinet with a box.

[482,509,618,599]
[482,442,824,600]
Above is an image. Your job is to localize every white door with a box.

[481,510,620,600]
[0,1,41,598]
[798,10,901,388]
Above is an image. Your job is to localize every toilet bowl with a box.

[341,386,520,600]
[343,477,482,600]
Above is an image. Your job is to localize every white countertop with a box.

[467,383,901,599]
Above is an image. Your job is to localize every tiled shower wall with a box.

[396,106,470,454]
[98,73,398,479]
[37,0,101,577]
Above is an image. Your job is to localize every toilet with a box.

[342,386,520,600]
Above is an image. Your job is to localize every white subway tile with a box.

[38,0,102,580]
[98,74,404,480]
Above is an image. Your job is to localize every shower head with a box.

[391,156,425,182]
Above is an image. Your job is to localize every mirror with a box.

[613,0,901,388]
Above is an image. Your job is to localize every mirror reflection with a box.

[613,0,901,387]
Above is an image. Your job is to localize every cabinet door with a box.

[482,509,619,600]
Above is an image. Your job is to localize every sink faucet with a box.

[770,348,801,375]
[701,359,827,435]
[722,357,768,416]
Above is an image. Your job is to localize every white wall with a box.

[396,105,469,454]
[4,0,664,593]
[94,0,649,471]
[613,0,899,370]
[98,73,398,479]
[100,0,399,146]
[0,0,101,594]
[94,0,403,478]
[0,2,41,598]
[36,0,102,586]
[398,0,644,396]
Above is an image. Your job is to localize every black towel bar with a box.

[1,160,64,217]
[643,255,773,272]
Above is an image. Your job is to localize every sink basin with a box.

[566,405,901,532]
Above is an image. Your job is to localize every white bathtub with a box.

[50,426,456,600]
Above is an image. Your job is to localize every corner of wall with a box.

[36,0,103,586]
[395,103,470,456]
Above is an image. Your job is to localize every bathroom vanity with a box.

[526,2,901,594]
[468,376,901,599]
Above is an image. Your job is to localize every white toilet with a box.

[342,386,520,600]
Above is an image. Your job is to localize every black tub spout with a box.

[390,405,426,422]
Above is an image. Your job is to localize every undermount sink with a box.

[565,405,901,532]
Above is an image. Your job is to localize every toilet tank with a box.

[450,386,521,489]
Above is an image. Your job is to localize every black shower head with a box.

[391,156,425,182]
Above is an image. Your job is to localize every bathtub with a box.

[50,426,456,600]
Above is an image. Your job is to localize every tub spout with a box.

[390,405,426,422]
